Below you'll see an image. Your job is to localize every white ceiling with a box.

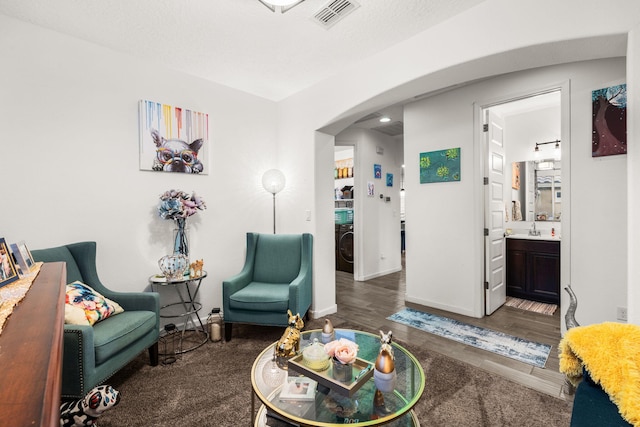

[0,0,486,101]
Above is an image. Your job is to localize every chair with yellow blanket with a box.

[559,322,640,427]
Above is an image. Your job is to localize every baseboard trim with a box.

[310,303,338,320]
[404,295,479,318]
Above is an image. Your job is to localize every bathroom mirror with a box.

[511,160,561,222]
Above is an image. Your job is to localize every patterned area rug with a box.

[388,307,551,368]
[505,297,558,315]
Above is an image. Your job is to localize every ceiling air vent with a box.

[372,121,404,137]
[312,0,360,29]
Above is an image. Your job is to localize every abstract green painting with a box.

[419,147,461,184]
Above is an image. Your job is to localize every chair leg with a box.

[149,342,159,366]
[225,322,232,341]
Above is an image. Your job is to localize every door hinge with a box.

[483,124,489,132]
[485,281,489,289]
[483,177,489,185]
[484,228,489,236]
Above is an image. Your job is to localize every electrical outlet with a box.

[617,306,628,321]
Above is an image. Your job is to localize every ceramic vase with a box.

[321,318,335,344]
[374,348,396,392]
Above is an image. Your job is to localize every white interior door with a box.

[485,110,506,315]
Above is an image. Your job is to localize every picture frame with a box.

[0,238,19,288]
[139,99,210,174]
[386,173,393,187]
[420,147,461,184]
[374,164,382,179]
[279,375,317,402]
[592,84,626,157]
[10,241,36,276]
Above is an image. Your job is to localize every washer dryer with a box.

[336,224,354,273]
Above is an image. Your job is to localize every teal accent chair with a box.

[223,233,313,341]
[31,241,159,399]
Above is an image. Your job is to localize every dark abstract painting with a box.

[592,84,626,157]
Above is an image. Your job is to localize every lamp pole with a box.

[272,192,277,234]
[262,169,286,234]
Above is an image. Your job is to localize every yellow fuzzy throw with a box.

[559,322,640,427]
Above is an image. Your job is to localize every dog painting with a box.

[139,100,209,174]
[151,129,203,173]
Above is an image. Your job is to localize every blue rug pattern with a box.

[388,308,551,368]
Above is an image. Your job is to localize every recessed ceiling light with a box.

[262,0,300,5]
[379,117,391,123]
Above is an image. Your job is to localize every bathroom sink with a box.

[506,233,560,241]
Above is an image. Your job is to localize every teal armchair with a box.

[31,241,159,399]
[223,233,313,341]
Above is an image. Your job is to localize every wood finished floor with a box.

[333,260,573,402]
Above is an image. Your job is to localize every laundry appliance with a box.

[336,224,354,273]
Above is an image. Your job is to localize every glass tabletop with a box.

[251,329,425,426]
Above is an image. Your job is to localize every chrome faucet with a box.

[529,222,541,237]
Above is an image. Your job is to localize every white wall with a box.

[277,0,639,324]
[336,129,402,281]
[402,58,627,323]
[628,25,640,324]
[0,15,278,316]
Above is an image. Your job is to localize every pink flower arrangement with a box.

[324,338,358,365]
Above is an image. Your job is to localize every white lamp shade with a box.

[262,0,299,5]
[262,169,286,194]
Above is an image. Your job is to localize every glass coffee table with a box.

[251,329,425,426]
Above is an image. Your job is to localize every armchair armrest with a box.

[62,325,96,397]
[222,269,252,296]
[288,260,312,315]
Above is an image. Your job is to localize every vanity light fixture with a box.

[258,0,305,13]
[534,139,561,153]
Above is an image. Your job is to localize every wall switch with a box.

[380,253,385,259]
[617,306,628,321]
[305,210,311,221]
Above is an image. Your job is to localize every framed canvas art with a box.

[374,164,382,179]
[139,100,209,174]
[420,147,461,184]
[592,84,626,157]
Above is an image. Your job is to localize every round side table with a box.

[149,271,209,353]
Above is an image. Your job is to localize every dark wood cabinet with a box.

[506,238,560,304]
[0,262,65,427]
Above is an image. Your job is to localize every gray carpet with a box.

[98,317,572,426]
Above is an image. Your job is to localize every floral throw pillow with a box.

[65,281,124,326]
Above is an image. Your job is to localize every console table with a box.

[0,262,66,427]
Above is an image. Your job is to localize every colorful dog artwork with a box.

[151,129,204,174]
[139,100,209,174]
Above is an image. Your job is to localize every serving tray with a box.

[287,354,373,397]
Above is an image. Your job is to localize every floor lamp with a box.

[262,169,286,234]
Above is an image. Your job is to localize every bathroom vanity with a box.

[506,236,560,305]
